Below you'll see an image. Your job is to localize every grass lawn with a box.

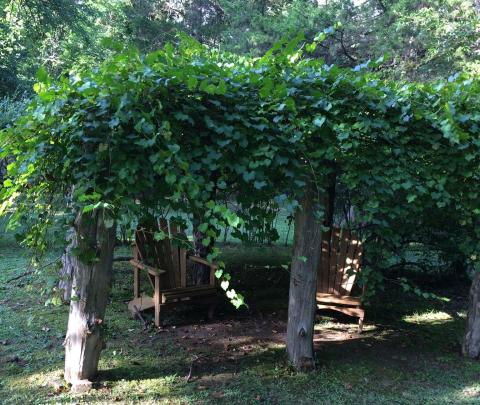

[1,234,480,404]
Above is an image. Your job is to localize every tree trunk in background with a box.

[192,214,212,285]
[463,272,480,359]
[64,210,115,391]
[286,190,323,370]
[59,227,76,302]
[0,158,7,185]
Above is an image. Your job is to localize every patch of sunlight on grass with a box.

[446,384,480,403]
[6,369,59,395]
[461,384,480,399]
[403,310,452,325]
[266,342,285,350]
[315,321,377,332]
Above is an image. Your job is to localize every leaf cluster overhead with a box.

[2,33,480,288]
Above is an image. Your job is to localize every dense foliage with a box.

[1,33,479,305]
[1,0,478,95]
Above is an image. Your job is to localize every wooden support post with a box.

[64,210,116,389]
[154,275,161,327]
[286,188,323,371]
[463,272,480,358]
[180,249,187,288]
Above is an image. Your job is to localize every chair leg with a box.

[154,275,161,327]
[133,268,140,298]
[358,315,364,333]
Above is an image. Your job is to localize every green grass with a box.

[1,233,480,404]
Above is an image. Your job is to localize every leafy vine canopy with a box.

[1,32,480,302]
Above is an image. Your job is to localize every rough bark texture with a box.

[192,215,212,285]
[286,190,323,370]
[0,158,7,185]
[59,227,77,302]
[64,210,115,387]
[463,272,480,359]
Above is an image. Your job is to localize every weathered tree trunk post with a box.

[463,271,480,359]
[64,209,116,392]
[286,189,323,370]
[59,227,76,302]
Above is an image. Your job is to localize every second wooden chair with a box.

[316,227,365,331]
[128,219,218,326]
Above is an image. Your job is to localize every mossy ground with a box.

[1,234,479,404]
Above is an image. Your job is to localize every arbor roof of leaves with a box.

[1,33,480,264]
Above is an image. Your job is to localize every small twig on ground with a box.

[185,354,203,382]
[6,270,34,283]
[6,255,62,284]
[132,305,149,330]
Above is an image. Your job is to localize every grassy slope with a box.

[1,235,480,405]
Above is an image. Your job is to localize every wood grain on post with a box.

[286,187,323,370]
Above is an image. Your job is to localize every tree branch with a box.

[338,30,357,63]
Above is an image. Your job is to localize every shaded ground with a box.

[1,236,479,404]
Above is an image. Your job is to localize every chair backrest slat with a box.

[157,218,176,288]
[327,228,341,293]
[135,219,188,290]
[319,232,331,293]
[344,237,362,293]
[317,227,363,296]
[334,229,351,294]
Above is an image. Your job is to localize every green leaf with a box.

[314,32,327,42]
[36,66,50,83]
[198,223,209,233]
[82,204,96,213]
[306,42,317,53]
[259,78,274,98]
[313,116,326,128]
[165,173,176,184]
[154,231,167,241]
[215,269,223,279]
[100,37,124,51]
[243,171,255,182]
[217,80,227,95]
[231,293,246,309]
[298,256,307,263]
[226,212,240,227]
[254,180,267,189]
[187,76,198,90]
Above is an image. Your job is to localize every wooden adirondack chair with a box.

[316,227,365,331]
[128,220,217,326]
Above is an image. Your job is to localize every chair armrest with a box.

[188,255,218,269]
[130,259,167,277]
[188,256,218,286]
